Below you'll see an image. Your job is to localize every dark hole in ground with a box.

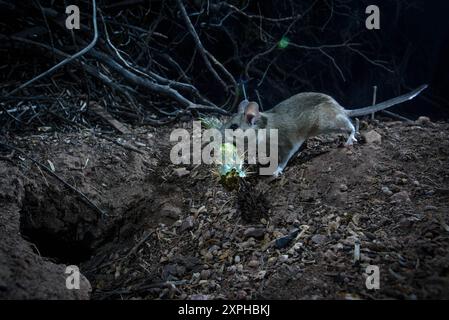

[19,226,94,264]
[16,181,159,268]
[18,187,100,265]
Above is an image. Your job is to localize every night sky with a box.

[344,0,449,119]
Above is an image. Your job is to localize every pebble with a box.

[268,257,277,264]
[416,116,431,125]
[237,274,248,282]
[243,227,265,240]
[208,245,220,253]
[204,252,213,260]
[408,294,418,300]
[234,255,241,263]
[324,249,336,260]
[424,205,438,211]
[208,280,217,289]
[236,290,247,299]
[335,243,344,250]
[311,234,327,245]
[390,191,411,203]
[173,167,190,177]
[279,255,289,263]
[203,230,211,240]
[248,260,259,268]
[179,216,194,232]
[381,186,393,196]
[362,130,382,144]
[179,293,188,300]
[227,265,237,273]
[200,269,211,280]
[240,239,255,249]
[275,229,299,249]
[190,294,211,300]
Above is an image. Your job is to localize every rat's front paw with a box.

[273,167,284,177]
[265,168,282,183]
[344,135,357,147]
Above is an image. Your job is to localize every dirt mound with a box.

[0,118,448,299]
[0,166,91,299]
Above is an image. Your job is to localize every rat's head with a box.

[220,99,262,133]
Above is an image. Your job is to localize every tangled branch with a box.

[0,0,400,132]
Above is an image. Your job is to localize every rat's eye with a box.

[230,124,239,130]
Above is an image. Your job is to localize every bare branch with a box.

[6,0,99,96]
[176,0,229,92]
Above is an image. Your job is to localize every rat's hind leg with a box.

[335,114,357,146]
[314,104,357,146]
[345,119,357,146]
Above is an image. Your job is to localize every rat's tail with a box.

[346,84,428,118]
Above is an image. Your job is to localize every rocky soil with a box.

[1,116,448,299]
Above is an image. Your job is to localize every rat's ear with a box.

[245,102,260,125]
[238,99,249,113]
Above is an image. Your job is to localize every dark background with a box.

[340,0,449,120]
[1,0,449,122]
[247,0,449,120]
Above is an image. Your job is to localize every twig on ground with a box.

[0,141,106,217]
[371,85,377,120]
[380,110,413,123]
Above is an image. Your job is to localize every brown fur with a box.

[221,92,353,175]
[221,85,427,175]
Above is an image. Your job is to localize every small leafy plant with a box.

[200,117,247,190]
